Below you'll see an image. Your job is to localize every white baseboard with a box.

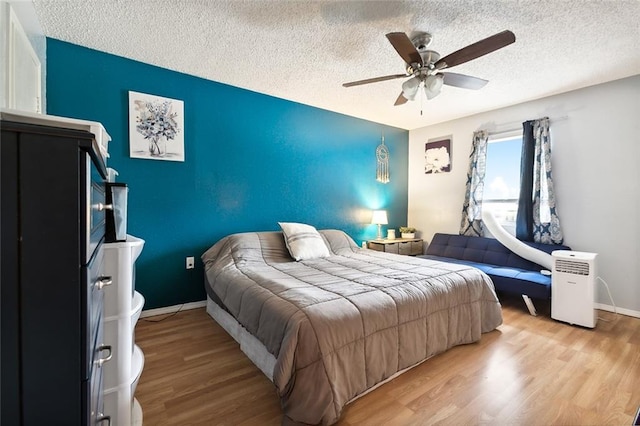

[141,300,207,318]
[140,300,640,320]
[595,303,640,319]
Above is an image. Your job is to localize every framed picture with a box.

[129,91,184,162]
[425,137,452,174]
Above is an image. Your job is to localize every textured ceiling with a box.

[32,0,640,130]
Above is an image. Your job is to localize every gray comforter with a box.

[202,230,502,425]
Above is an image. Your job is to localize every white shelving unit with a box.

[103,235,145,425]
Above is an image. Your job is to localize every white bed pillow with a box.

[278,222,330,261]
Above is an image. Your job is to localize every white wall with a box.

[408,75,640,314]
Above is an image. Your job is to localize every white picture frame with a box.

[129,91,184,162]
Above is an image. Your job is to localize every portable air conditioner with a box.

[551,250,598,328]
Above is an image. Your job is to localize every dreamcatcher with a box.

[376,133,390,183]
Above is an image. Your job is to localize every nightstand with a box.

[367,238,423,255]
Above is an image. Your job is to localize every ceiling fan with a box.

[343,30,516,106]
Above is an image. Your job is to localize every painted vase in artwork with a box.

[149,135,167,157]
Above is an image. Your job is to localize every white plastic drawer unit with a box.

[102,235,146,425]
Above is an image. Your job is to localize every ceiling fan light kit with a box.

[400,74,443,102]
[401,77,420,101]
[343,30,516,106]
[424,74,444,100]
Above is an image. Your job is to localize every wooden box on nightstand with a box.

[367,238,423,256]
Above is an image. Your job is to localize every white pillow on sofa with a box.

[278,222,330,261]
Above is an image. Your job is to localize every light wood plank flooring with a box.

[135,296,640,425]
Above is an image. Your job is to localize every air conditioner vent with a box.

[555,259,590,275]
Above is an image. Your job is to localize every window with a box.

[482,135,522,236]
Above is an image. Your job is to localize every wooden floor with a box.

[135,296,640,425]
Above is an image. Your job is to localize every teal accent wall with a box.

[46,39,409,309]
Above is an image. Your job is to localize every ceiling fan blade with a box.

[442,72,488,90]
[342,73,407,87]
[394,92,408,106]
[386,32,423,66]
[435,30,515,70]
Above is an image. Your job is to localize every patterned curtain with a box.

[532,118,563,244]
[516,118,563,243]
[459,130,488,236]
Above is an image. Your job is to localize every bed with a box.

[201,227,502,425]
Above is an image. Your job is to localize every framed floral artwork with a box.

[129,91,184,162]
[425,137,452,174]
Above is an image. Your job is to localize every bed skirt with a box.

[205,295,441,408]
[206,296,276,381]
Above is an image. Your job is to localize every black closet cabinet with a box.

[2,120,112,425]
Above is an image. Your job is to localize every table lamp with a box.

[371,210,388,240]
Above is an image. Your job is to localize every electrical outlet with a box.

[186,256,195,269]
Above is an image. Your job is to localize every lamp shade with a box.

[371,210,388,225]
[424,74,444,100]
[401,76,420,101]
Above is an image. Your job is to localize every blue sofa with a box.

[418,233,570,315]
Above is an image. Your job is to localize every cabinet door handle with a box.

[96,413,111,425]
[96,276,113,290]
[96,344,112,366]
[93,203,114,211]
